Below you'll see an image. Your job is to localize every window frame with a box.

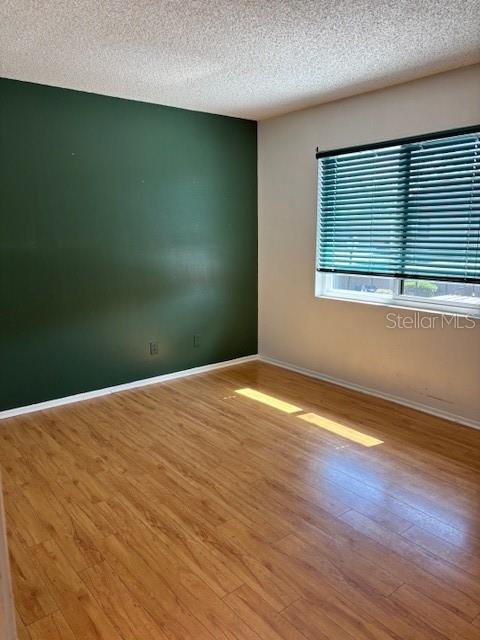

[315,125,480,317]
[316,272,480,317]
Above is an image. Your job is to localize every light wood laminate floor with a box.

[1,361,480,639]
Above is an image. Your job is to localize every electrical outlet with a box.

[193,334,200,348]
[149,341,159,355]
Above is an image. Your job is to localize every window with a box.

[315,127,480,315]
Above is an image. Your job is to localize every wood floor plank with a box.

[21,480,103,572]
[283,590,395,640]
[286,505,480,621]
[339,509,480,617]
[274,533,401,598]
[154,503,301,612]
[99,474,244,598]
[224,585,308,640]
[217,517,444,640]
[4,490,51,548]
[7,536,58,626]
[27,611,76,640]
[31,539,119,640]
[282,597,356,640]
[79,561,170,640]
[390,584,480,640]
[401,524,480,577]
[99,533,216,640]
[1,361,479,640]
[120,473,300,611]
[14,612,31,640]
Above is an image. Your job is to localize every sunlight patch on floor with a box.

[234,388,302,414]
[234,388,383,447]
[298,412,383,447]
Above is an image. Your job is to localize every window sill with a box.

[315,293,480,319]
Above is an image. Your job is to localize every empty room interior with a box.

[1,2,480,639]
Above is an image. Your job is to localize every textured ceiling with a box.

[1,1,479,120]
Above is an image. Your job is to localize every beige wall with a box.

[258,65,480,425]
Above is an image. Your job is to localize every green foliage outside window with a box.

[403,280,438,297]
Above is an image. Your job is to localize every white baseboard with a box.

[258,355,480,431]
[3,353,477,431]
[0,355,258,420]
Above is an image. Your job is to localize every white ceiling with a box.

[1,1,479,120]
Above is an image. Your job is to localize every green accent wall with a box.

[0,78,257,411]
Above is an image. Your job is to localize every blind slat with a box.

[317,129,480,283]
